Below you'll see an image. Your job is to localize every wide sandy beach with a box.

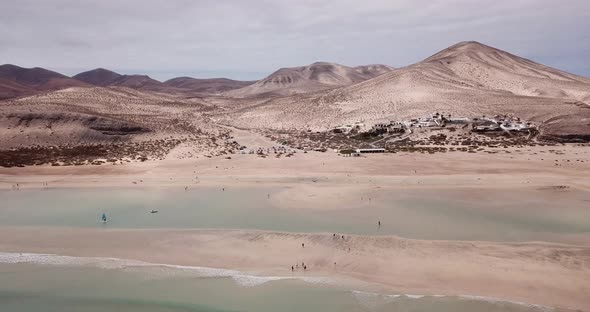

[1,144,589,310]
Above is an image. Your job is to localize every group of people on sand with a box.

[10,182,51,191]
[291,221,383,272]
[291,262,307,272]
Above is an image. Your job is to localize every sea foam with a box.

[0,252,330,287]
[350,290,554,311]
[0,252,557,310]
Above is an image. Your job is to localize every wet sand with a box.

[0,227,588,310]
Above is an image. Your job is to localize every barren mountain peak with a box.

[225,61,392,97]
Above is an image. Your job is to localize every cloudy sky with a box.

[1,0,588,81]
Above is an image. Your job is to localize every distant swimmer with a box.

[291,266,294,272]
[378,220,381,228]
[302,243,305,248]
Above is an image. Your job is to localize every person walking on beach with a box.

[291,266,294,272]
[302,243,305,248]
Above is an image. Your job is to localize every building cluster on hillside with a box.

[372,121,405,134]
[472,115,536,132]
[364,112,471,134]
[406,112,471,128]
[332,112,536,139]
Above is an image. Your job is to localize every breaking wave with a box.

[0,252,330,287]
[351,290,554,311]
[0,252,558,310]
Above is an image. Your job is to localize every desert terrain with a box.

[1,41,590,310]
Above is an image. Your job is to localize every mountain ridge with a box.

[224,62,394,97]
[223,41,590,139]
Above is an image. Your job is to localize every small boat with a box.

[101,213,108,223]
[150,210,159,214]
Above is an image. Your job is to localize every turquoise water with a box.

[1,186,587,311]
[0,261,559,312]
[1,187,589,243]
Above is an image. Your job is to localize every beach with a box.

[1,145,590,310]
[0,227,589,310]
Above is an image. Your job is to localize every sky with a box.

[1,0,589,81]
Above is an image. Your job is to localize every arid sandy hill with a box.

[1,40,589,162]
[0,86,221,156]
[225,62,393,97]
[223,41,590,139]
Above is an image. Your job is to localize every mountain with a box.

[0,64,67,86]
[421,41,590,99]
[73,68,163,89]
[224,41,590,139]
[73,68,123,86]
[163,77,256,94]
[72,69,255,95]
[109,75,163,89]
[225,62,393,97]
[0,64,88,99]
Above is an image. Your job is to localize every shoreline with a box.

[1,148,589,310]
[0,227,588,310]
[0,250,565,311]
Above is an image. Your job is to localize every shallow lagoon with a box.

[1,186,588,311]
[1,186,589,243]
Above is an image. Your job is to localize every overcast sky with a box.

[1,0,589,81]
